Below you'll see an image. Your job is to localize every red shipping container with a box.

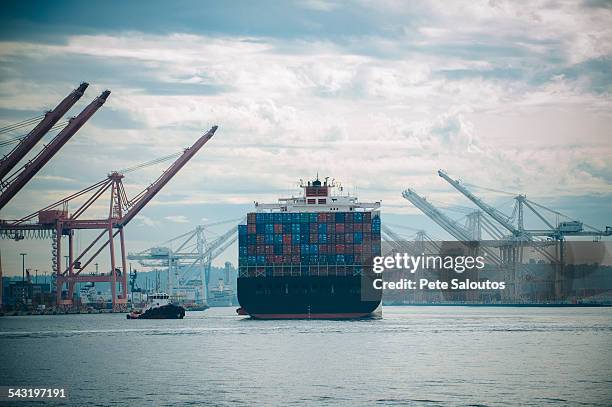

[335,223,344,233]
[248,224,257,234]
[335,244,345,253]
[283,234,292,244]
[319,244,328,254]
[345,243,354,253]
[318,213,327,222]
[354,223,362,232]
[274,224,283,233]
[354,244,362,254]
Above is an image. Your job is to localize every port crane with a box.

[128,218,243,303]
[401,188,502,265]
[0,126,219,309]
[382,223,441,254]
[0,83,89,180]
[199,222,242,279]
[436,170,611,299]
[437,170,611,241]
[437,170,611,263]
[381,224,421,256]
[0,89,109,210]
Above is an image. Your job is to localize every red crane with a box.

[1,126,218,310]
[0,82,89,180]
[0,90,110,210]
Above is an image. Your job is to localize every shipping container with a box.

[239,211,381,274]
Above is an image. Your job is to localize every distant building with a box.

[2,280,52,310]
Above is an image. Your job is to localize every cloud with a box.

[298,0,341,12]
[164,215,190,224]
[133,214,159,227]
[0,1,610,273]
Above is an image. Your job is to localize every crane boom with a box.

[119,126,218,226]
[402,189,472,241]
[208,234,237,261]
[381,225,419,254]
[0,90,110,210]
[437,170,522,237]
[0,82,89,179]
[402,188,502,264]
[202,222,244,258]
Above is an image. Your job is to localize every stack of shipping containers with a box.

[239,212,381,278]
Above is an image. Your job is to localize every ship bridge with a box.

[255,177,380,213]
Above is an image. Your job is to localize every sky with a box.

[0,0,611,275]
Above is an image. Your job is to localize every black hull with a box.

[127,304,185,319]
[237,275,382,319]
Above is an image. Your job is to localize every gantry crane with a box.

[382,223,441,254]
[381,224,420,256]
[403,189,476,242]
[0,89,110,210]
[437,170,611,241]
[438,169,611,266]
[436,170,612,299]
[0,126,219,309]
[128,218,243,303]
[438,170,528,240]
[0,82,89,179]
[401,188,502,265]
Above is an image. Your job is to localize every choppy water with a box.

[0,306,611,406]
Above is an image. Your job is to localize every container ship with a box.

[237,177,382,319]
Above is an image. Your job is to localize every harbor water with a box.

[0,306,611,406]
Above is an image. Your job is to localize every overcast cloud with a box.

[0,0,610,274]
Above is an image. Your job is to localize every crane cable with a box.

[525,198,601,232]
[115,151,183,174]
[0,120,70,147]
[463,182,517,196]
[464,182,601,231]
[0,115,45,134]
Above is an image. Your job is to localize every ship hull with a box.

[127,303,186,319]
[237,275,381,319]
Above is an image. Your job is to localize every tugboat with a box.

[127,293,185,319]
